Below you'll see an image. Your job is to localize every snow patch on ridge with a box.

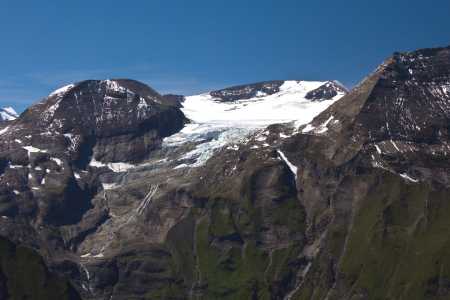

[50,84,74,97]
[23,146,47,156]
[0,126,10,135]
[89,157,144,173]
[51,158,63,166]
[104,79,126,93]
[400,173,418,182]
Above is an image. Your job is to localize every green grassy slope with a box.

[0,235,81,300]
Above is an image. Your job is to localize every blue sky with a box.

[1,1,449,114]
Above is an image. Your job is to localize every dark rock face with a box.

[11,79,188,164]
[305,45,450,184]
[1,46,450,299]
[305,79,349,101]
[209,80,285,102]
[162,94,186,107]
[357,46,450,143]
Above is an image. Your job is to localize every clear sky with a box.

[1,0,450,114]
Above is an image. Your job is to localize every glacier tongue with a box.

[163,80,347,167]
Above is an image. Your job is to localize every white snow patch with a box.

[102,183,121,190]
[51,158,63,166]
[174,163,188,169]
[41,178,45,185]
[400,173,418,182]
[277,150,298,180]
[253,90,268,98]
[8,164,23,169]
[302,124,315,132]
[15,139,21,144]
[89,157,107,168]
[391,140,400,152]
[107,162,135,172]
[316,116,334,134]
[74,172,81,179]
[22,146,47,156]
[50,84,74,96]
[89,158,136,172]
[28,173,32,179]
[104,79,126,93]
[255,135,266,141]
[375,145,382,154]
[0,126,9,135]
[1,216,7,219]
[13,190,19,194]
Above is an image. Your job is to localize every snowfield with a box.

[163,80,347,167]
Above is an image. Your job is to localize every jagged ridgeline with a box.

[0,45,449,299]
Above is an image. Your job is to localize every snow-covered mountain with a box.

[1,45,450,300]
[0,107,19,121]
[163,80,348,167]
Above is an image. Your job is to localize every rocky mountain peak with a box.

[296,45,450,183]
[305,46,450,143]
[209,80,285,102]
[305,79,349,101]
[14,79,185,137]
[0,79,188,168]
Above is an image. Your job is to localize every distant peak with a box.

[0,107,19,121]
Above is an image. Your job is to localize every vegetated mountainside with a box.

[0,234,81,300]
[0,45,449,300]
[282,45,450,299]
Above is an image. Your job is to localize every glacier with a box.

[163,80,347,168]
